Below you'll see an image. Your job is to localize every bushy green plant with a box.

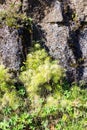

[0,44,87,130]
[19,44,64,96]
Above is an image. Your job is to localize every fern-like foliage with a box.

[20,44,64,97]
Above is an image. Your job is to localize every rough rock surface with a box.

[0,26,23,71]
[40,23,69,63]
[0,25,31,73]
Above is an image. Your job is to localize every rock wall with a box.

[28,0,87,84]
[0,0,87,84]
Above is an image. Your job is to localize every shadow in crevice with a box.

[68,29,84,83]
[27,0,55,22]
[32,23,49,52]
[62,0,84,83]
[18,26,32,66]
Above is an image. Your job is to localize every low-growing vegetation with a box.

[0,2,32,28]
[0,44,87,130]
